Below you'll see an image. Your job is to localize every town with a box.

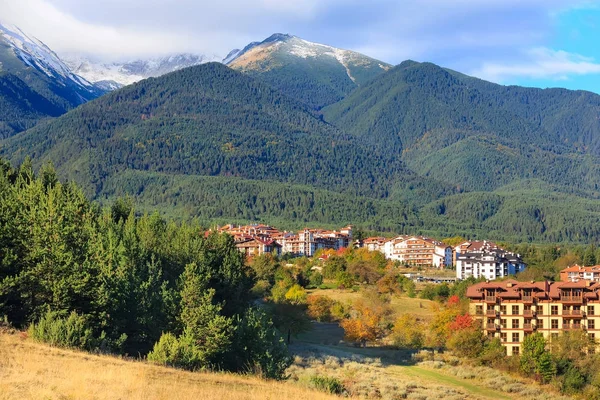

[215,223,527,281]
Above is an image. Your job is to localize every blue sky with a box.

[2,0,600,93]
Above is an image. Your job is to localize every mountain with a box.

[63,53,223,89]
[323,60,600,195]
[226,34,391,109]
[0,23,105,138]
[0,62,450,230]
[4,52,600,242]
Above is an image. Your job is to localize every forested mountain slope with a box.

[0,62,449,207]
[4,58,600,242]
[323,60,600,194]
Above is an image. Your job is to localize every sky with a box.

[2,0,600,93]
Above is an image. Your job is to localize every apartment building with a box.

[363,237,388,252]
[383,236,451,267]
[235,237,281,257]
[467,279,600,356]
[456,241,526,280]
[560,265,600,282]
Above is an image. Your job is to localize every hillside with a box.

[323,60,600,195]
[0,62,452,206]
[227,34,391,109]
[0,23,105,138]
[0,333,336,400]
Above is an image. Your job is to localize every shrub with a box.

[336,271,355,289]
[307,295,335,322]
[251,279,271,298]
[309,272,324,287]
[28,310,95,350]
[147,331,204,370]
[392,314,424,348]
[310,375,345,394]
[285,284,307,305]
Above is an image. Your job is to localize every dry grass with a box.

[0,333,337,400]
[307,288,437,319]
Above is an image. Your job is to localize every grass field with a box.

[0,332,337,400]
[292,324,571,400]
[307,287,437,319]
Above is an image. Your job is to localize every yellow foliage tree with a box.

[340,301,385,346]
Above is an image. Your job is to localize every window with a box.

[512,319,520,329]
[476,305,483,315]
[590,333,596,342]
[500,332,507,342]
[589,306,595,316]
[589,319,596,330]
[551,305,558,315]
[538,319,543,329]
[551,333,559,340]
[551,319,558,329]
[512,305,519,315]
[512,346,520,356]
[501,319,507,328]
[512,332,520,343]
[500,305,507,315]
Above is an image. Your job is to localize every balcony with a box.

[571,310,584,318]
[486,323,499,331]
[561,296,583,304]
[523,323,535,332]
[522,295,534,304]
[564,324,584,331]
[485,296,497,303]
[563,310,584,318]
[486,309,498,316]
[523,310,535,317]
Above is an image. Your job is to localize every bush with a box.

[336,271,355,289]
[251,280,272,298]
[28,310,95,350]
[224,308,292,380]
[307,295,336,322]
[147,331,204,370]
[309,272,324,287]
[310,375,345,394]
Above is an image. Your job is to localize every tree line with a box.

[0,159,291,378]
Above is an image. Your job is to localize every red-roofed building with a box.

[560,265,600,283]
[467,280,600,356]
[235,237,281,257]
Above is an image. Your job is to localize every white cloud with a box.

[472,47,600,83]
[0,0,594,65]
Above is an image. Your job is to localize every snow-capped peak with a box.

[226,33,391,83]
[62,52,223,89]
[0,22,94,90]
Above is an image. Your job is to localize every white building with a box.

[455,241,526,280]
[382,236,451,268]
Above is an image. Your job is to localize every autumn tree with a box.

[391,314,425,348]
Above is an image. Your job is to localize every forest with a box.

[0,159,291,379]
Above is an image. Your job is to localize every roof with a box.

[466,279,600,300]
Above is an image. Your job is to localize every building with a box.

[235,237,281,257]
[467,279,600,356]
[456,241,526,280]
[560,265,600,283]
[384,236,451,268]
[362,237,388,252]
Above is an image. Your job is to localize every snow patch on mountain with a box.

[0,22,95,90]
[63,53,223,88]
